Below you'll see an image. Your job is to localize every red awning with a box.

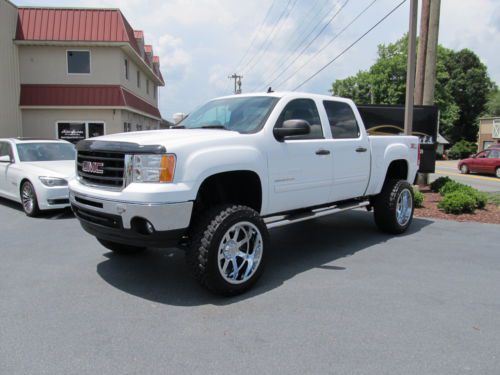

[20,84,161,119]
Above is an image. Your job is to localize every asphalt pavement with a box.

[431,161,500,192]
[1,198,500,375]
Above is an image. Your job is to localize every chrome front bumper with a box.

[69,191,193,231]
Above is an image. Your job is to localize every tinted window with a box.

[67,51,90,74]
[16,143,75,162]
[323,101,360,139]
[275,99,323,140]
[488,149,499,158]
[0,142,13,159]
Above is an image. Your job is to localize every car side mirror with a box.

[0,155,12,163]
[274,119,311,142]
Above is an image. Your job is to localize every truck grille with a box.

[77,151,125,188]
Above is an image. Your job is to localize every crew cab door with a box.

[266,98,333,213]
[321,100,370,201]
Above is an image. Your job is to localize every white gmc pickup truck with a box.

[69,92,419,295]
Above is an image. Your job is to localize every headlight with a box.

[39,176,68,187]
[132,154,176,183]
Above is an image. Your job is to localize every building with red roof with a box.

[0,0,165,141]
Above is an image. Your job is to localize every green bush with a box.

[430,176,452,192]
[474,191,488,209]
[439,180,464,196]
[447,140,477,160]
[413,189,424,208]
[438,191,476,214]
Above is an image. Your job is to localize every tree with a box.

[331,35,496,144]
[485,90,500,116]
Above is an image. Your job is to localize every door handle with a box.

[356,147,368,153]
[315,149,330,156]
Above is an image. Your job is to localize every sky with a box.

[17,0,500,120]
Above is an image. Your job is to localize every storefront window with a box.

[56,122,105,144]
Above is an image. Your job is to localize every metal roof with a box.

[20,84,161,119]
[15,7,162,84]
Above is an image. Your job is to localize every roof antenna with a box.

[267,87,274,93]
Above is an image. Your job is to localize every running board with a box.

[265,201,370,229]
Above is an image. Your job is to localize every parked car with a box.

[69,92,419,295]
[458,148,500,178]
[0,138,76,216]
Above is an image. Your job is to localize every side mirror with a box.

[0,155,12,163]
[274,119,311,142]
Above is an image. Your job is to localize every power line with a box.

[257,0,350,91]
[234,0,277,73]
[276,0,378,89]
[251,0,331,85]
[292,0,407,91]
[240,0,297,75]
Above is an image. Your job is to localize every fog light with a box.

[131,217,156,235]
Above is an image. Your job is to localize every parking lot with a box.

[1,198,499,375]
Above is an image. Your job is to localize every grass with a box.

[485,192,500,206]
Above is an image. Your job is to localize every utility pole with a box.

[414,0,430,105]
[228,73,243,94]
[423,0,441,105]
[404,0,418,136]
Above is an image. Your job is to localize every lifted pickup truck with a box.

[69,92,419,295]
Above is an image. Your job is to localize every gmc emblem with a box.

[82,161,104,174]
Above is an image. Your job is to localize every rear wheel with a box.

[372,179,414,234]
[21,181,40,217]
[97,239,146,255]
[460,164,469,174]
[187,204,268,296]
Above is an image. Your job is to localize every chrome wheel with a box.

[461,164,469,174]
[21,183,35,214]
[496,168,500,178]
[396,188,413,226]
[217,221,263,285]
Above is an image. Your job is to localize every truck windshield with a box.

[17,143,76,162]
[179,96,280,133]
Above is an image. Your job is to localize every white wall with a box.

[0,0,22,137]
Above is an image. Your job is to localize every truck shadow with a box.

[96,210,433,306]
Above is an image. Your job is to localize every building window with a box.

[56,122,104,144]
[136,124,143,131]
[153,85,157,99]
[146,80,150,95]
[123,122,132,132]
[67,50,90,74]
[137,70,141,88]
[493,119,500,139]
[125,59,129,80]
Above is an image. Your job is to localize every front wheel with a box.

[496,167,500,178]
[21,181,40,217]
[460,164,469,174]
[187,205,268,296]
[372,179,414,234]
[97,239,146,255]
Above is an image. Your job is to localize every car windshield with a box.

[17,143,76,162]
[179,96,280,133]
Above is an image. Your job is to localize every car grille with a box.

[72,205,122,229]
[77,151,125,188]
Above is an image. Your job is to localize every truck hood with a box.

[94,129,241,148]
[21,160,75,179]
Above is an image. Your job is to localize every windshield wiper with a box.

[200,125,227,130]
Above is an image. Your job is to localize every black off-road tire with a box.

[97,238,146,255]
[372,179,414,234]
[186,204,269,296]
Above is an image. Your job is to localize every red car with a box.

[458,147,500,178]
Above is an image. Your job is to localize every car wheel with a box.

[460,164,469,174]
[496,167,500,179]
[187,204,268,296]
[21,181,40,217]
[372,179,414,234]
[97,238,146,255]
